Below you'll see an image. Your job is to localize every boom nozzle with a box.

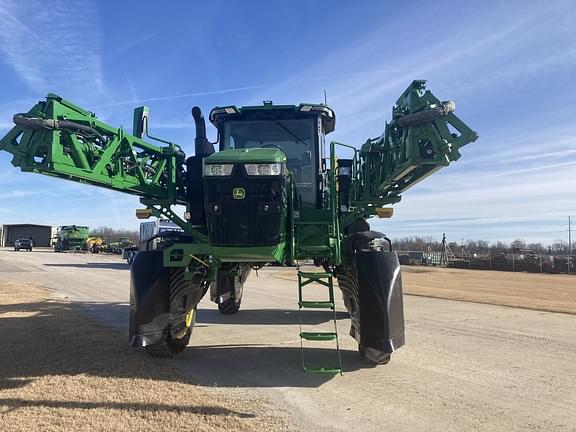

[192,106,214,156]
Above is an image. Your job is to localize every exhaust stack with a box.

[191,106,214,156]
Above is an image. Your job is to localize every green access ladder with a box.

[297,268,343,375]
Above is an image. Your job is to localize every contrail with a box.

[93,85,266,108]
[92,69,401,109]
[0,4,53,53]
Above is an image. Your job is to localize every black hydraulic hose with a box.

[394,101,455,128]
[13,114,105,141]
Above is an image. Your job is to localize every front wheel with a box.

[359,345,391,365]
[144,328,192,357]
[144,308,196,357]
[337,230,405,365]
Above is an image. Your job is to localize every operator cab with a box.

[210,102,335,208]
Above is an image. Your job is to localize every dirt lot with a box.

[401,266,576,314]
[274,265,576,314]
[0,281,289,432]
[1,249,575,431]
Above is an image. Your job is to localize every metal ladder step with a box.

[297,266,343,375]
[298,271,332,278]
[303,366,342,374]
[300,331,338,341]
[299,301,334,309]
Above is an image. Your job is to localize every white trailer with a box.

[124,219,184,264]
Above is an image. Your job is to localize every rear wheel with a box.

[218,297,241,314]
[215,264,249,315]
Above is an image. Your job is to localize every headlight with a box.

[204,164,234,176]
[244,163,282,176]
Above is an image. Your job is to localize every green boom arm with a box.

[335,80,478,223]
[0,93,186,204]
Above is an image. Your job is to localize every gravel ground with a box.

[1,249,576,431]
[401,266,576,314]
[0,281,291,432]
[274,265,576,314]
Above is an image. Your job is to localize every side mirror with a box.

[132,106,149,139]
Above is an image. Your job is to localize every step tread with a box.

[298,271,332,278]
[303,366,342,374]
[300,331,338,341]
[299,301,334,309]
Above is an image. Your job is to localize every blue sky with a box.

[0,0,575,245]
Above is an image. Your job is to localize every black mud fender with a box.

[355,249,405,353]
[129,250,170,347]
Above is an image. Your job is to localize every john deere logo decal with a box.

[232,187,246,200]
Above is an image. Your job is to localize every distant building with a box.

[0,224,56,247]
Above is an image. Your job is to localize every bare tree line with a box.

[87,227,574,257]
[393,236,575,256]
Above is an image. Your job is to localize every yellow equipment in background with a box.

[86,237,104,253]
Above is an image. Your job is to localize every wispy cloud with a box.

[109,32,161,57]
[510,149,576,162]
[0,189,40,199]
[0,97,36,132]
[250,2,576,145]
[493,161,576,176]
[151,122,194,130]
[122,67,139,103]
[0,0,104,97]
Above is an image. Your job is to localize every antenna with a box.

[324,89,327,105]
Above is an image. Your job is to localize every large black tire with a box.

[337,230,404,365]
[142,266,206,358]
[215,264,249,315]
[359,345,391,365]
[145,326,192,358]
[218,298,241,315]
[338,270,393,364]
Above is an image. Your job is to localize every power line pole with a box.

[569,216,573,274]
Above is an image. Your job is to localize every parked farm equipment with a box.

[53,225,89,252]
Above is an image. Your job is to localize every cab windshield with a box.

[222,118,318,207]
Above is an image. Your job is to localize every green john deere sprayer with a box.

[0,80,477,373]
